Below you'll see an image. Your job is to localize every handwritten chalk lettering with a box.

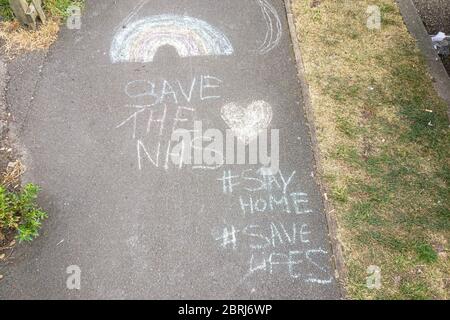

[163,107,197,170]
[161,80,178,104]
[116,106,148,139]
[116,104,171,140]
[218,170,241,194]
[247,222,311,249]
[268,251,302,278]
[239,192,312,215]
[297,224,311,244]
[291,192,313,215]
[147,104,168,136]
[118,78,280,172]
[137,139,161,170]
[215,222,311,250]
[116,104,197,170]
[260,170,281,192]
[215,225,239,250]
[242,225,270,250]
[136,113,194,170]
[218,168,296,195]
[248,249,333,283]
[125,80,158,100]
[200,76,222,100]
[124,76,222,105]
[304,249,334,284]
[178,78,196,103]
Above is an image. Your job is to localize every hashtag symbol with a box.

[215,225,239,250]
[217,170,240,194]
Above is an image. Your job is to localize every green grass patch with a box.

[398,280,431,300]
[0,183,47,242]
[0,0,84,22]
[44,0,84,19]
[293,0,450,299]
[414,243,438,264]
[0,0,14,20]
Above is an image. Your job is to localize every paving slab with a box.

[0,0,341,299]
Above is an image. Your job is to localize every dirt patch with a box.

[412,0,450,75]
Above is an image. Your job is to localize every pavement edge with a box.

[396,0,450,120]
[283,0,347,299]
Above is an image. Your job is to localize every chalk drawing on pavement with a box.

[221,100,273,145]
[212,168,334,284]
[114,0,149,34]
[256,0,282,54]
[110,15,234,63]
[115,75,227,171]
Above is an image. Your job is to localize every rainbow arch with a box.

[110,15,234,63]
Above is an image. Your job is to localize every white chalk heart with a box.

[221,100,273,144]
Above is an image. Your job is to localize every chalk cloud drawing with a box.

[256,0,282,54]
[221,100,273,145]
[110,15,234,63]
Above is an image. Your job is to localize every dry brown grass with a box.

[2,160,25,189]
[0,19,59,58]
[292,0,450,299]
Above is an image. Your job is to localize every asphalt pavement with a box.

[0,0,340,299]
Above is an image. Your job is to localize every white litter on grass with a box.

[431,32,450,56]
[431,32,447,43]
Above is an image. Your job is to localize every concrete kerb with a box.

[282,0,347,299]
[396,0,450,121]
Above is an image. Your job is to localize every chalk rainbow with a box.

[110,15,234,63]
